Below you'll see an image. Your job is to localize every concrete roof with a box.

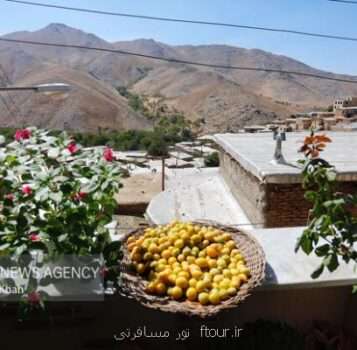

[168,151,194,161]
[147,168,253,228]
[115,173,162,210]
[215,132,357,183]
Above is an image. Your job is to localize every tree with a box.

[204,152,220,167]
[129,94,144,112]
[147,133,169,158]
[116,86,129,98]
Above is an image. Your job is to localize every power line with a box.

[0,94,16,119]
[0,65,19,120]
[0,37,357,84]
[328,0,357,4]
[0,64,22,117]
[4,0,357,43]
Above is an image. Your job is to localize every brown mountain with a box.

[0,24,151,132]
[3,65,151,132]
[1,23,357,133]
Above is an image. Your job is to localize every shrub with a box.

[181,128,194,141]
[116,86,129,98]
[0,127,17,144]
[0,123,196,155]
[147,134,169,158]
[204,152,220,167]
[0,127,122,262]
[129,94,145,112]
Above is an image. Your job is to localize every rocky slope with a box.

[1,23,357,133]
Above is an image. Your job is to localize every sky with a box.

[1,0,357,75]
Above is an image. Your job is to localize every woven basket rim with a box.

[118,221,266,318]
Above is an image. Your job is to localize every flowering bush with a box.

[0,127,122,261]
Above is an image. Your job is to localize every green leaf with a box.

[53,176,68,183]
[49,192,63,203]
[35,187,49,202]
[15,244,27,257]
[325,253,339,272]
[353,285,357,294]
[47,148,60,159]
[326,169,337,182]
[305,191,317,202]
[298,233,313,255]
[311,264,324,279]
[39,209,48,221]
[0,243,11,251]
[323,199,345,208]
[57,234,68,242]
[103,241,122,265]
[315,244,330,257]
[30,241,49,252]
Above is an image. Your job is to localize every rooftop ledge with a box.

[253,226,357,291]
[214,132,357,184]
[146,169,357,291]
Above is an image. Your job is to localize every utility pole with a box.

[161,157,166,191]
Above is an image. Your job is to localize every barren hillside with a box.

[1,23,357,133]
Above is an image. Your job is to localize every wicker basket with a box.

[118,221,266,318]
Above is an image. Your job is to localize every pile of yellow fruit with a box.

[126,221,250,306]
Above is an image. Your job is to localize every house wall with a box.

[265,183,311,227]
[1,286,355,347]
[266,182,357,228]
[219,151,267,227]
[334,96,357,111]
[219,150,357,228]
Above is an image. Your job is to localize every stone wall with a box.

[219,151,267,226]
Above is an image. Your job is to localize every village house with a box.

[334,96,357,118]
[334,96,357,111]
[215,132,357,228]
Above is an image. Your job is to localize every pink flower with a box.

[15,129,31,141]
[103,147,115,162]
[27,291,41,304]
[22,185,32,195]
[29,233,40,242]
[73,192,87,201]
[4,194,14,201]
[67,142,78,154]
